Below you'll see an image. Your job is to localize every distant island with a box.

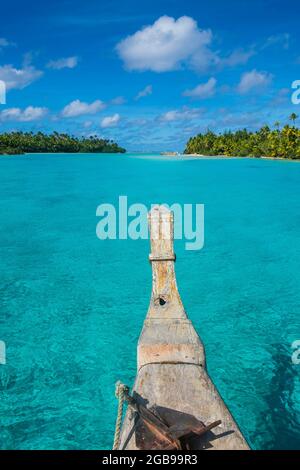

[0,131,126,155]
[184,114,300,160]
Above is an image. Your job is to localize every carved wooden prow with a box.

[138,205,205,370]
[118,205,250,450]
[147,205,186,319]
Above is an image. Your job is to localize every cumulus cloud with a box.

[47,56,79,70]
[135,85,152,100]
[62,99,105,117]
[237,69,272,94]
[101,113,120,128]
[0,64,43,90]
[116,15,214,72]
[159,106,203,122]
[183,77,217,99]
[116,16,254,73]
[0,106,48,122]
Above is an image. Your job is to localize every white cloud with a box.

[237,69,272,94]
[219,49,255,67]
[0,38,14,48]
[101,113,120,128]
[111,96,126,105]
[135,84,153,100]
[116,15,214,72]
[262,33,290,50]
[83,120,93,128]
[47,56,79,70]
[269,87,290,107]
[183,77,217,99]
[0,64,43,90]
[62,99,105,117]
[0,106,48,122]
[116,16,254,73]
[160,106,203,122]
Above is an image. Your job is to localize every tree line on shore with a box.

[0,131,126,154]
[184,113,300,159]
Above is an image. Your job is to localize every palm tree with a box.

[289,113,298,126]
[274,121,280,130]
[0,131,126,154]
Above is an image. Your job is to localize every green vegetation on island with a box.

[184,114,300,159]
[0,131,126,155]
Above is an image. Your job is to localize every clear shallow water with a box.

[0,153,300,450]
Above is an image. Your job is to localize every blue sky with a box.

[0,0,299,151]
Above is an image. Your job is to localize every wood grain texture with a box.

[118,206,249,450]
[119,364,249,450]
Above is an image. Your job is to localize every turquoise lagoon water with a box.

[0,152,300,450]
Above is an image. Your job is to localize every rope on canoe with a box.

[113,381,129,450]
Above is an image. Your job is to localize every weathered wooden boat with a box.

[114,205,249,450]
